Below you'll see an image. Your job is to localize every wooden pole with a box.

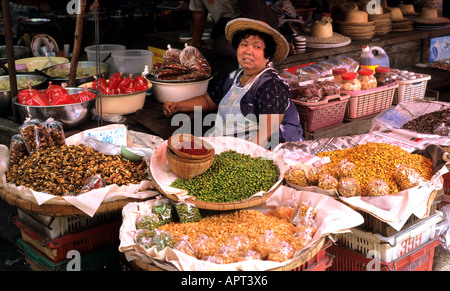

[2,0,18,122]
[69,0,87,87]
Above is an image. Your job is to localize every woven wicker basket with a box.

[166,146,215,180]
[168,133,215,160]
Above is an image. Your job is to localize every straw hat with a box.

[414,8,450,25]
[388,7,408,21]
[305,18,351,46]
[225,18,289,62]
[398,4,418,16]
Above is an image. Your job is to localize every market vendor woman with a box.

[163,18,304,149]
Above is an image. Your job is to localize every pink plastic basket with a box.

[343,83,398,119]
[293,93,350,132]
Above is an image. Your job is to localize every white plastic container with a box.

[84,44,126,65]
[338,212,444,262]
[111,49,154,76]
[148,76,213,103]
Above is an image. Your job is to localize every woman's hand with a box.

[162,102,177,117]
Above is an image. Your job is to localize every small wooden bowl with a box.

[166,146,215,180]
[168,133,215,160]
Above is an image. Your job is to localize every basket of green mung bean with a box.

[150,136,287,211]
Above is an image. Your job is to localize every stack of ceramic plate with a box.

[334,20,376,40]
[368,13,392,35]
[294,35,306,53]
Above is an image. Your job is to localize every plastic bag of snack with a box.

[319,79,341,97]
[19,118,54,155]
[173,235,196,257]
[285,167,309,187]
[162,44,182,66]
[134,228,155,249]
[152,195,175,225]
[365,178,390,196]
[338,177,361,197]
[393,164,426,191]
[136,211,161,231]
[255,230,281,259]
[434,123,450,136]
[291,225,316,250]
[267,241,295,262]
[307,161,328,185]
[334,159,356,178]
[202,255,224,264]
[9,134,27,167]
[223,234,252,253]
[79,174,106,194]
[290,201,317,227]
[152,229,176,251]
[236,250,262,262]
[43,117,65,147]
[269,194,298,221]
[318,173,338,190]
[212,245,238,264]
[179,44,211,77]
[192,234,219,259]
[296,82,323,102]
[175,201,202,223]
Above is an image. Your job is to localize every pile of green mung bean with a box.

[170,150,279,203]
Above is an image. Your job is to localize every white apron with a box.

[210,68,271,141]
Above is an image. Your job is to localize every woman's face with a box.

[236,35,269,74]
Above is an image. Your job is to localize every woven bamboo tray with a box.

[129,236,328,271]
[153,173,282,211]
[0,183,144,217]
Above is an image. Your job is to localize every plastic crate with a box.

[16,238,121,271]
[328,237,441,271]
[17,208,122,239]
[343,83,398,119]
[12,217,121,263]
[291,240,334,271]
[392,74,431,104]
[337,212,443,262]
[293,94,350,132]
[356,189,440,236]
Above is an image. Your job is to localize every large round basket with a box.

[166,147,215,180]
[128,236,328,271]
[0,183,144,217]
[167,133,215,160]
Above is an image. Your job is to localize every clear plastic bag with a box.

[285,167,309,187]
[223,234,252,253]
[193,234,219,259]
[134,228,155,249]
[334,159,356,178]
[179,44,211,77]
[79,174,106,194]
[236,250,262,262]
[393,164,426,191]
[9,134,27,167]
[365,178,390,196]
[291,225,317,250]
[43,117,65,147]
[267,241,295,262]
[255,230,281,259]
[175,201,202,223]
[307,161,328,185]
[152,229,175,251]
[212,245,237,264]
[338,177,361,197]
[290,201,317,227]
[433,123,450,136]
[19,118,54,155]
[319,79,341,97]
[174,235,196,257]
[152,196,175,225]
[136,211,161,231]
[269,194,298,221]
[318,173,338,190]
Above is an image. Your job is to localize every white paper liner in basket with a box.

[0,125,164,216]
[118,185,364,271]
[150,136,289,202]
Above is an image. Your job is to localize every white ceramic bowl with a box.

[147,75,213,103]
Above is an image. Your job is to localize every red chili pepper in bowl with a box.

[107,72,123,90]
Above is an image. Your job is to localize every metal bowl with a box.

[13,87,96,129]
[0,74,48,113]
[40,61,110,86]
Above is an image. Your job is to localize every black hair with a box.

[231,29,277,60]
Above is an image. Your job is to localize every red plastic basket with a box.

[293,94,350,132]
[13,217,121,263]
[292,239,334,271]
[327,237,441,271]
